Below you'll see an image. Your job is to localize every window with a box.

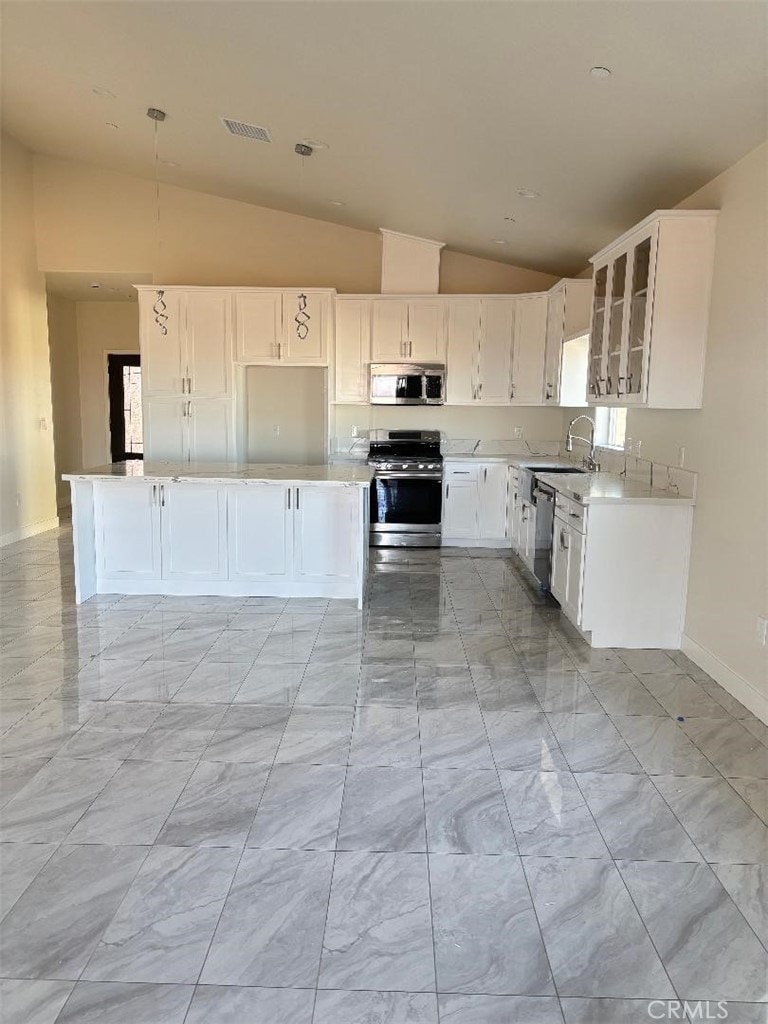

[594,406,627,449]
[107,354,143,461]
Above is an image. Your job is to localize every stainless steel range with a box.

[367,429,443,547]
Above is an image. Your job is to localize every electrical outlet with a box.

[514,426,524,439]
[351,425,358,438]
[678,446,686,468]
[757,616,768,646]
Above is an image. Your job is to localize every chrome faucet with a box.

[565,414,600,471]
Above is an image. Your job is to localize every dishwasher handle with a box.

[532,487,554,504]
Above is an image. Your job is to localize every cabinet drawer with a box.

[555,494,586,532]
[445,463,479,481]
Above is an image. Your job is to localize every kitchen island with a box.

[64,462,373,607]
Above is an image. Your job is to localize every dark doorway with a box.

[108,354,143,461]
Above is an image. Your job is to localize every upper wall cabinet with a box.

[543,279,592,405]
[138,288,233,399]
[587,210,718,408]
[510,294,548,405]
[335,297,371,404]
[371,298,445,363]
[235,289,332,365]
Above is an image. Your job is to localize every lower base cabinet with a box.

[443,461,509,545]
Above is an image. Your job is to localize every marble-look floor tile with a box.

[424,768,516,854]
[127,703,225,761]
[560,998,680,1023]
[419,706,494,768]
[640,672,734,719]
[712,863,768,946]
[349,704,421,767]
[618,859,768,1001]
[56,982,193,1023]
[0,844,147,979]
[274,705,353,764]
[484,710,569,771]
[233,663,305,704]
[319,851,434,992]
[679,717,768,779]
[1,757,120,842]
[111,660,194,702]
[500,770,608,858]
[619,650,681,675]
[528,674,603,714]
[612,715,719,776]
[314,990,438,1023]
[185,984,315,1024]
[652,776,768,863]
[0,979,74,1024]
[416,665,478,710]
[546,713,642,774]
[246,763,345,850]
[577,772,702,862]
[357,662,417,706]
[295,662,360,705]
[431,853,553,995]
[562,644,628,675]
[470,668,542,713]
[65,760,194,844]
[257,630,317,664]
[337,766,426,852]
[523,856,674,998]
[309,634,364,665]
[439,993,563,1024]
[202,705,290,762]
[205,630,268,663]
[0,698,96,757]
[157,761,269,847]
[0,757,50,809]
[201,849,334,987]
[0,843,58,920]
[586,672,667,717]
[83,846,239,983]
[170,660,250,703]
[729,777,768,825]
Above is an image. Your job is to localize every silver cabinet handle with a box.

[483,467,487,482]
[452,470,470,475]
[160,484,165,507]
[295,487,300,510]
[181,377,187,394]
[446,483,450,498]
[287,488,291,510]
[151,484,157,506]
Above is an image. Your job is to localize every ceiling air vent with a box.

[220,118,272,142]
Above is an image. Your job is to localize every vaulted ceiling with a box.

[2,1,766,274]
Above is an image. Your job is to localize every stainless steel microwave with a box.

[369,363,446,405]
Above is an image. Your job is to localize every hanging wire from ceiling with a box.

[293,142,313,342]
[147,107,168,335]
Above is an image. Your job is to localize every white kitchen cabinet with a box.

[335,298,371,403]
[235,290,331,365]
[139,290,186,397]
[161,483,227,581]
[551,509,585,625]
[371,298,444,362]
[587,210,717,408]
[478,462,509,540]
[144,397,234,463]
[478,299,515,404]
[443,475,478,539]
[407,300,444,362]
[294,485,358,581]
[543,279,592,404]
[518,498,536,572]
[94,481,160,579]
[511,294,548,405]
[508,468,522,550]
[185,291,233,398]
[227,483,292,581]
[144,397,186,461]
[371,299,408,361]
[446,300,480,404]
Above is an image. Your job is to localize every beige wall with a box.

[0,135,58,544]
[564,142,768,709]
[334,404,564,444]
[74,302,140,470]
[47,294,82,508]
[32,155,556,294]
[246,367,327,464]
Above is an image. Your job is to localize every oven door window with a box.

[371,477,442,525]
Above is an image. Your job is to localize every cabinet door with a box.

[587,265,608,400]
[186,399,233,463]
[478,299,514,404]
[446,300,480,404]
[94,481,161,579]
[335,299,371,403]
[604,252,629,400]
[407,300,444,362]
[550,518,568,604]
[185,291,233,397]
[478,463,508,540]
[511,295,547,404]
[144,398,186,461]
[235,292,282,363]
[227,484,292,580]
[623,233,654,403]
[508,474,522,551]
[371,299,407,361]
[563,526,585,624]
[161,484,227,581]
[520,501,536,571]
[443,479,478,539]
[293,485,357,580]
[140,290,185,396]
[282,291,327,364]
[543,287,565,404]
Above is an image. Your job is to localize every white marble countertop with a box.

[63,461,374,485]
[535,471,696,506]
[445,453,577,469]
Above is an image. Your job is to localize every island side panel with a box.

[69,479,97,603]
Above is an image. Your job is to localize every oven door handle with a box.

[375,472,443,480]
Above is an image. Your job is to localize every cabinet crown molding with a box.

[589,209,719,265]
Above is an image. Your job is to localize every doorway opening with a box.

[107,354,143,461]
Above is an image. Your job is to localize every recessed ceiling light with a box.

[90,282,101,289]
[329,200,346,207]
[105,122,119,130]
[516,188,541,199]
[590,66,612,78]
[92,86,116,98]
[492,239,507,246]
[503,216,516,222]
[301,139,329,150]
[161,160,179,168]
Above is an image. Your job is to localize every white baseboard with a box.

[681,633,768,725]
[0,517,60,549]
